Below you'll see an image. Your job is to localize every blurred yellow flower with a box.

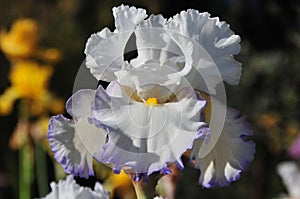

[0,87,19,115]
[93,162,135,199]
[49,97,65,114]
[36,48,62,63]
[9,60,53,99]
[104,171,135,199]
[0,18,39,59]
[0,60,65,116]
[30,93,65,116]
[104,171,132,191]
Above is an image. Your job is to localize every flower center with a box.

[146,98,158,106]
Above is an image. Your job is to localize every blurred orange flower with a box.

[259,112,281,130]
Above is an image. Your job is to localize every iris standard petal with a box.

[93,81,206,175]
[47,114,106,178]
[167,10,241,90]
[191,108,255,188]
[40,175,110,199]
[85,5,147,81]
[133,15,183,66]
[113,4,147,32]
[85,6,242,94]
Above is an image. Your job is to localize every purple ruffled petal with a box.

[47,115,93,178]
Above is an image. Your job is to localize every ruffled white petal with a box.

[40,175,110,199]
[167,10,242,90]
[114,63,183,103]
[85,5,147,81]
[47,115,105,178]
[84,28,128,81]
[133,15,183,66]
[85,6,242,93]
[191,108,255,187]
[277,162,300,197]
[113,4,147,32]
[93,81,206,174]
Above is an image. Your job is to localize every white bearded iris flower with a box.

[47,4,255,188]
[39,175,109,199]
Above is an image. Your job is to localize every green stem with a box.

[54,162,66,181]
[19,142,32,199]
[35,143,49,197]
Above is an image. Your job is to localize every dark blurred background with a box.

[0,0,299,198]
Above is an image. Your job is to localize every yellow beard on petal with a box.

[146,98,158,106]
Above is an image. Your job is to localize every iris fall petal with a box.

[191,108,255,187]
[93,81,206,175]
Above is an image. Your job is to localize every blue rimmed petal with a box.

[191,108,255,188]
[92,81,206,176]
[47,114,106,178]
